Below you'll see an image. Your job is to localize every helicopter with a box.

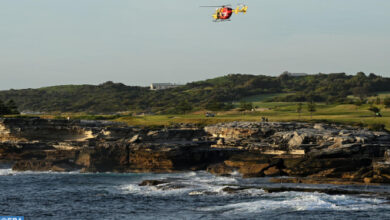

[200,4,248,22]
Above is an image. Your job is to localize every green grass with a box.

[348,91,390,101]
[112,103,390,130]
[11,102,390,130]
[375,91,390,98]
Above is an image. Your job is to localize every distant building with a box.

[281,71,308,77]
[150,83,183,90]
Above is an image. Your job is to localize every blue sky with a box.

[1,0,389,89]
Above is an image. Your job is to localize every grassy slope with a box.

[16,102,389,129]
[111,103,390,129]
[11,89,388,129]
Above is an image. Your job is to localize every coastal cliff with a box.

[1,118,390,184]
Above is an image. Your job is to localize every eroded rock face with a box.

[204,122,390,183]
[0,118,221,173]
[0,118,96,142]
[1,119,390,184]
[206,153,284,178]
[127,142,235,173]
[205,122,390,157]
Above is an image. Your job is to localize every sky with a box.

[1,0,390,90]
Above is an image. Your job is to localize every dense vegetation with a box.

[0,72,389,114]
[272,72,390,103]
[0,82,149,113]
[0,99,19,115]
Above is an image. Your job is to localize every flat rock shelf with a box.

[1,118,390,184]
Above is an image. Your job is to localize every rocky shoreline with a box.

[1,118,390,184]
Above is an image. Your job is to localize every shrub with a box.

[368,123,386,131]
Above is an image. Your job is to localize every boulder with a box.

[224,159,269,177]
[283,158,372,177]
[307,143,362,158]
[206,163,236,176]
[263,166,282,176]
[385,149,390,162]
[139,180,167,186]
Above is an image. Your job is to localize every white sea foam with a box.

[0,169,82,176]
[241,188,266,196]
[199,191,388,215]
[119,183,144,194]
[187,172,238,185]
[183,171,197,177]
[118,171,240,196]
[119,183,194,196]
[117,170,390,215]
[0,168,13,176]
[118,171,265,199]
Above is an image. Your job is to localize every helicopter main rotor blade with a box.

[200,5,231,7]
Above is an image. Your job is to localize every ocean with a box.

[1,168,390,220]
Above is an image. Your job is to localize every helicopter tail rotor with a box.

[242,5,248,14]
[234,5,248,14]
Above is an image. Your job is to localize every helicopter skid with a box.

[213,19,231,22]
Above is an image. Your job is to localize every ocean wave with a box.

[0,168,82,176]
[184,171,239,185]
[119,183,193,196]
[0,168,13,176]
[2,170,390,219]
[118,172,240,196]
[198,191,388,214]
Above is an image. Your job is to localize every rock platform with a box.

[1,118,390,184]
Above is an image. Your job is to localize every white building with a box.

[150,83,183,90]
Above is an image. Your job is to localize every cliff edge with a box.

[1,118,390,184]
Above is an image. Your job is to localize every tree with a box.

[239,101,253,111]
[175,101,192,114]
[368,106,381,117]
[368,100,374,107]
[384,97,390,108]
[352,87,368,101]
[369,73,378,79]
[0,100,9,115]
[375,96,381,105]
[354,99,362,110]
[356,72,367,78]
[307,101,316,119]
[6,99,19,114]
[0,99,18,115]
[223,102,234,111]
[296,103,303,119]
[205,100,231,111]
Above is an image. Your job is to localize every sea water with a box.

[1,168,390,219]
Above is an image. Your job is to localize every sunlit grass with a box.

[113,103,390,130]
[9,102,390,130]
